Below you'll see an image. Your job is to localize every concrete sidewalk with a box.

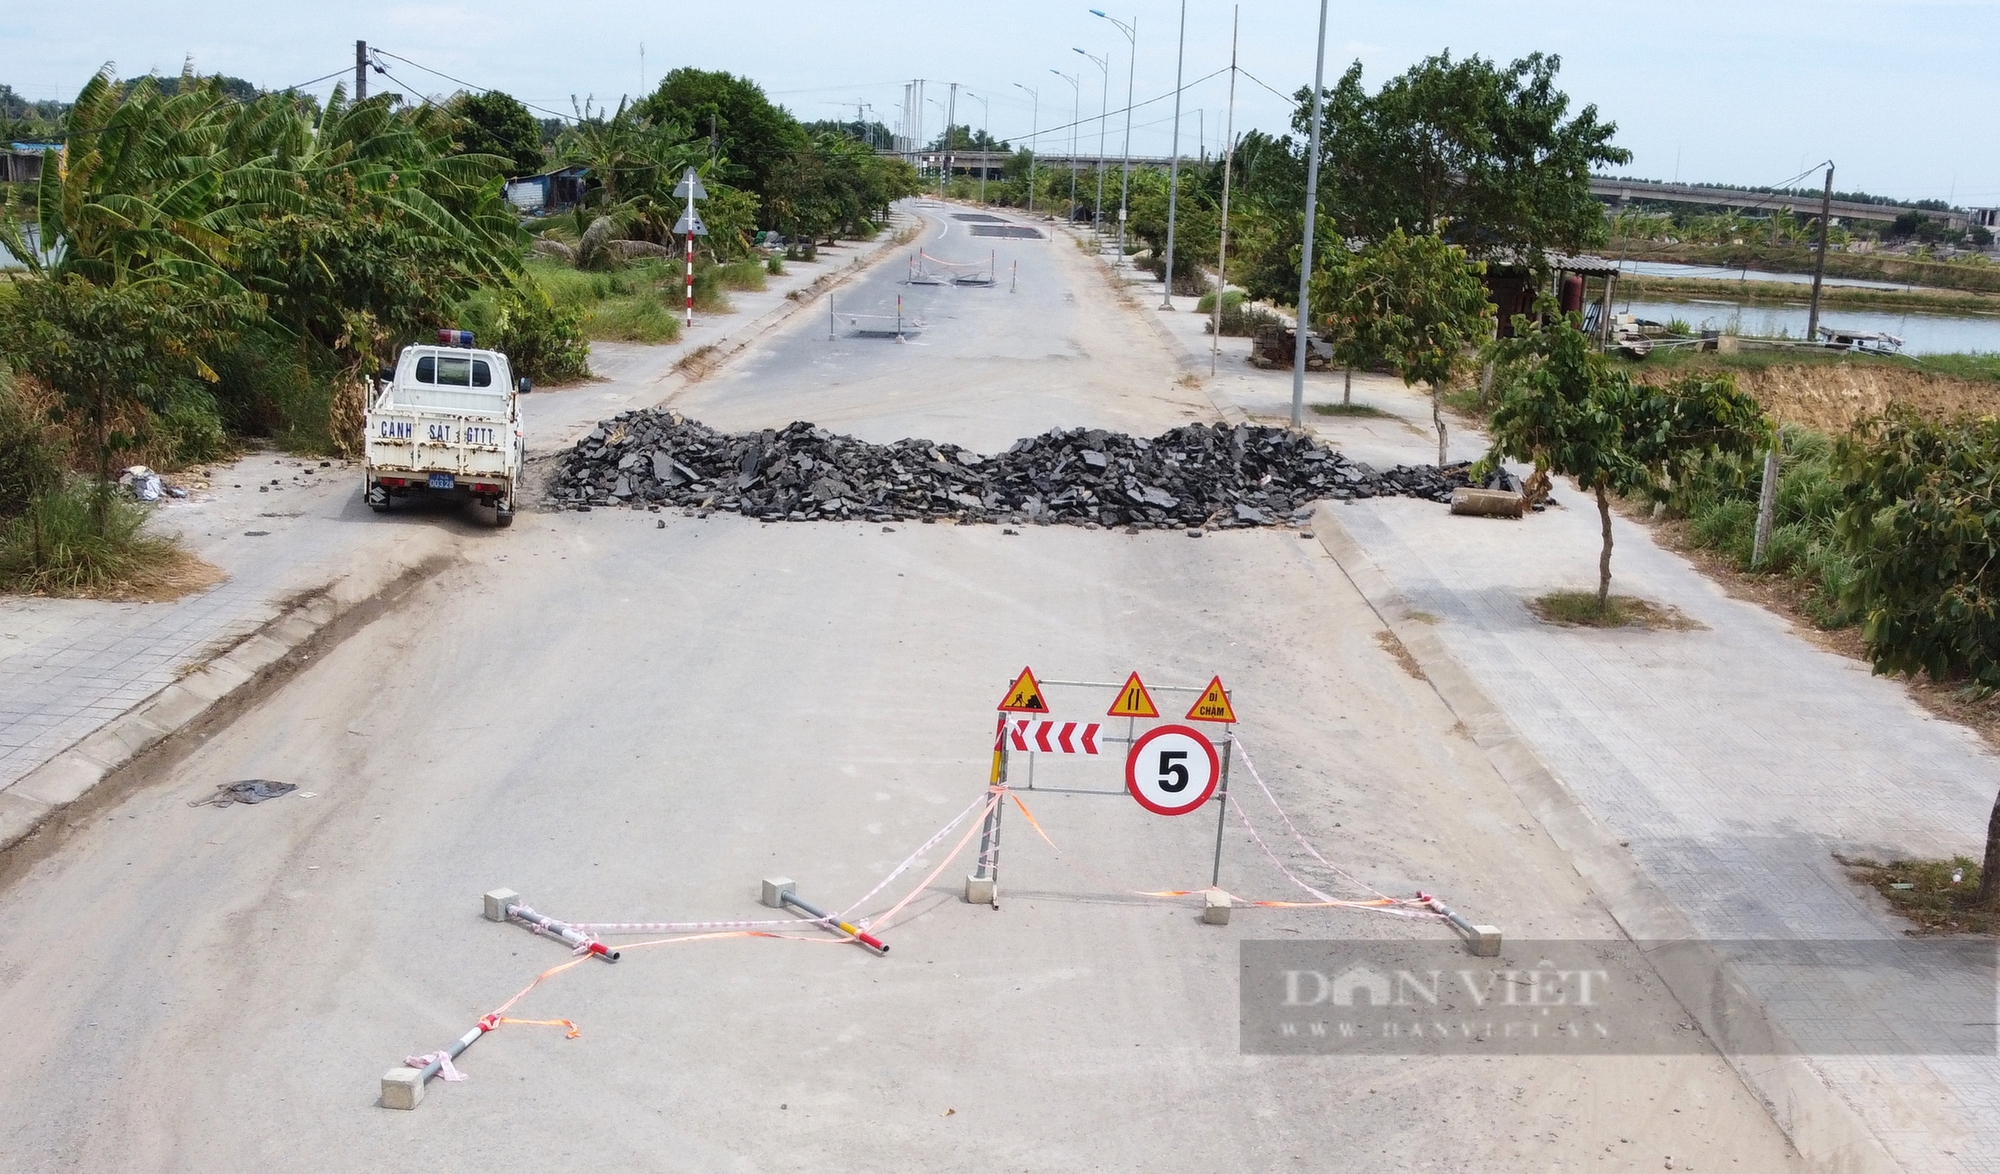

[0,212,916,851]
[1134,289,2000,1171]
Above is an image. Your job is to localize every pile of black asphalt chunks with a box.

[548,411,1473,529]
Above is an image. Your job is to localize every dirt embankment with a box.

[1636,364,2000,433]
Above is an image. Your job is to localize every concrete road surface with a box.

[0,205,1797,1172]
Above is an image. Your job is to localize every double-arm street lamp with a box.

[1050,69,1080,221]
[1011,82,1039,214]
[1075,48,1110,235]
[1090,8,1137,259]
[964,90,991,203]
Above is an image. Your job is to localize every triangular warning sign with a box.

[1107,672,1160,718]
[1184,676,1237,723]
[998,666,1050,713]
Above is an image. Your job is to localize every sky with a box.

[6,0,1998,206]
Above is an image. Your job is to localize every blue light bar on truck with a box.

[438,329,475,347]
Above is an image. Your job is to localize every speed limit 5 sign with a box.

[1125,725,1220,816]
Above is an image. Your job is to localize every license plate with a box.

[428,473,455,490]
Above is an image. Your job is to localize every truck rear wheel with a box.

[494,500,515,528]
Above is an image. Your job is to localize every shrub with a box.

[1197,290,1281,337]
[766,255,785,276]
[0,477,177,595]
[1836,409,2000,687]
[457,280,591,384]
[0,374,65,518]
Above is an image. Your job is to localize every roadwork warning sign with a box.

[1184,676,1236,723]
[998,667,1051,713]
[1106,672,1160,718]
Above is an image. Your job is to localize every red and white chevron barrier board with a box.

[997,719,1101,755]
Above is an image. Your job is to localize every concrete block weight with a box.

[483,888,519,922]
[760,877,796,909]
[380,1066,425,1110]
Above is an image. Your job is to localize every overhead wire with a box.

[370,48,574,121]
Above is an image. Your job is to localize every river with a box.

[1617,260,1919,291]
[1619,297,2000,355]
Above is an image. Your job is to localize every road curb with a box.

[0,548,455,860]
[1309,500,1903,1174]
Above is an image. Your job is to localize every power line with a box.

[370,49,573,121]
[280,65,360,93]
[993,64,1228,146]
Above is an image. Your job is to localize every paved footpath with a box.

[1132,288,2000,1173]
[0,215,912,824]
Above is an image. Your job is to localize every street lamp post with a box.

[965,91,991,204]
[1159,0,1186,310]
[1091,9,1137,260]
[1051,69,1080,223]
[1012,83,1039,214]
[1075,48,1109,237]
[927,97,948,190]
[1291,0,1331,429]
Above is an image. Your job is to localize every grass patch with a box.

[1614,346,2000,387]
[1310,402,1394,418]
[528,259,685,344]
[1838,855,1994,934]
[1529,591,1703,630]
[766,255,786,276]
[0,479,223,599]
[715,259,767,292]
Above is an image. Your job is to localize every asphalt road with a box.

[0,205,1797,1172]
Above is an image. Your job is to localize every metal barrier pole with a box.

[970,714,1007,905]
[1210,730,1233,887]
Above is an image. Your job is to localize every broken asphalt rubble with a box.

[550,412,1474,529]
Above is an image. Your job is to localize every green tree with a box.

[1484,310,1638,611]
[1316,229,1493,463]
[0,277,235,530]
[1834,409,2000,905]
[1313,52,1628,259]
[635,69,805,208]
[927,124,1006,151]
[449,90,546,176]
[1486,308,1767,611]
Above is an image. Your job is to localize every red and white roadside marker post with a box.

[672,166,708,328]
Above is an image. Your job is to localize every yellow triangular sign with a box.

[1107,672,1160,718]
[998,666,1050,713]
[1184,676,1237,723]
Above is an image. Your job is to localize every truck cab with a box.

[363,331,528,526]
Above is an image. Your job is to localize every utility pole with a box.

[1212,7,1239,376]
[1160,0,1187,310]
[1093,10,1137,259]
[1076,48,1110,238]
[1291,0,1330,429]
[1013,83,1039,214]
[355,40,367,100]
[943,83,958,200]
[1806,162,1835,345]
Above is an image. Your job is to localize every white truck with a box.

[364,331,530,527]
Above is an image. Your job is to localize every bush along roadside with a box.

[1671,425,1859,628]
